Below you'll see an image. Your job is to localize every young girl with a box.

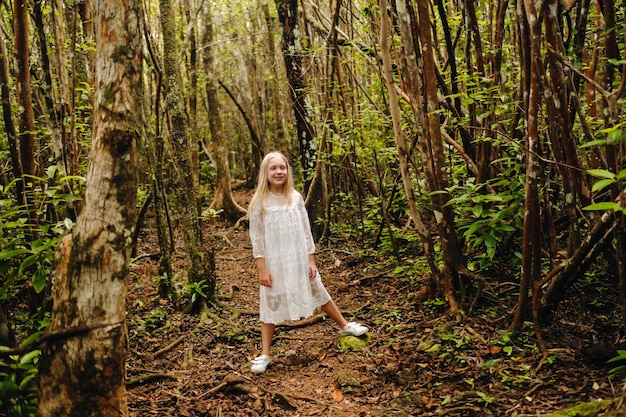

[248,151,368,374]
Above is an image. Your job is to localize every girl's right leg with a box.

[252,322,275,373]
[261,322,275,356]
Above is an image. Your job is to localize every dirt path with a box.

[126,192,623,416]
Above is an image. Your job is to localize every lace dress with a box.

[249,190,332,324]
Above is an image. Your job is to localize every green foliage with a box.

[0,315,47,417]
[607,350,626,374]
[144,308,169,331]
[0,349,40,417]
[583,167,626,214]
[182,279,208,304]
[446,158,525,271]
[1,173,82,303]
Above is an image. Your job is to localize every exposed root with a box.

[198,373,320,410]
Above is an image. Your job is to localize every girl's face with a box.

[267,157,288,191]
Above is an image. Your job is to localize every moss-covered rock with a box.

[337,334,371,352]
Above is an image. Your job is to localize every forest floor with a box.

[126,189,626,417]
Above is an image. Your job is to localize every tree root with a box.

[198,373,319,410]
[126,372,178,387]
[136,332,187,361]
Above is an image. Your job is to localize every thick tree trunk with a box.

[36,0,142,415]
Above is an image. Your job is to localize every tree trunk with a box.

[379,0,440,282]
[275,0,326,234]
[275,0,317,191]
[262,0,288,157]
[414,0,466,311]
[0,30,22,203]
[160,0,215,305]
[36,0,142,415]
[14,0,36,179]
[202,2,246,222]
[183,0,200,197]
[510,0,542,333]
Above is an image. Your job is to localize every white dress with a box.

[249,190,332,324]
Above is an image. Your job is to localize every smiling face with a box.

[266,156,288,193]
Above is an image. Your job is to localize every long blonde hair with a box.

[249,151,295,211]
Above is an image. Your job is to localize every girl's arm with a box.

[249,203,271,286]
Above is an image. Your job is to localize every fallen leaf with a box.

[488,345,502,354]
[332,389,344,402]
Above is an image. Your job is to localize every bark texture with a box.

[36,1,142,415]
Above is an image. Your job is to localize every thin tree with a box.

[160,0,215,306]
[202,2,246,222]
[13,0,36,180]
[36,0,142,414]
[275,0,326,235]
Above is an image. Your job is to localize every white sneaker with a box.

[251,355,271,373]
[339,322,368,336]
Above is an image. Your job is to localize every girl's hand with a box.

[259,270,272,287]
[308,254,317,280]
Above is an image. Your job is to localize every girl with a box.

[248,151,368,374]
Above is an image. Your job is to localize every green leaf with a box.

[591,178,615,192]
[587,169,616,180]
[607,129,623,144]
[18,254,40,275]
[19,333,42,348]
[579,139,608,149]
[606,350,626,363]
[0,248,29,261]
[472,205,483,217]
[19,350,40,366]
[32,268,47,294]
[583,202,621,211]
[609,364,626,374]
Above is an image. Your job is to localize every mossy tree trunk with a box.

[160,0,215,306]
[275,0,326,237]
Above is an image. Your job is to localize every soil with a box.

[126,189,625,416]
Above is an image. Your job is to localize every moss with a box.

[546,396,626,417]
[337,334,371,352]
